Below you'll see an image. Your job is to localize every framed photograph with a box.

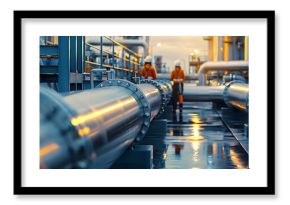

[14,10,275,195]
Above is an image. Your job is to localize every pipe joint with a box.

[40,87,94,168]
[140,79,168,116]
[97,79,151,141]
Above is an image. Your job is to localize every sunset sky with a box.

[149,36,208,71]
[85,36,208,72]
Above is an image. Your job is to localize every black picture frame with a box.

[14,10,275,195]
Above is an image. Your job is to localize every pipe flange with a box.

[156,79,172,100]
[140,79,167,115]
[40,87,94,168]
[97,79,151,141]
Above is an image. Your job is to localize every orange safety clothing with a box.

[141,66,157,80]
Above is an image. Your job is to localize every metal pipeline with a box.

[40,79,171,169]
[223,73,246,83]
[224,82,249,112]
[157,73,198,81]
[183,84,225,102]
[156,61,248,84]
[183,81,249,112]
[197,61,248,85]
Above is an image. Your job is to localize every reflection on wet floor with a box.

[139,102,249,169]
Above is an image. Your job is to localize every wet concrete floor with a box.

[140,102,249,169]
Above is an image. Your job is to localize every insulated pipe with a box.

[40,79,170,169]
[197,61,248,85]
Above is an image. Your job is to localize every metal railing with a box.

[84,36,144,80]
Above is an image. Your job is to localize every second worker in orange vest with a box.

[171,60,185,113]
[141,56,157,80]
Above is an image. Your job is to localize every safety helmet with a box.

[144,56,153,64]
[174,60,181,67]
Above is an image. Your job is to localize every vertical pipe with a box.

[129,54,131,72]
[207,37,213,61]
[58,36,70,92]
[76,36,83,90]
[112,42,115,70]
[77,36,83,73]
[244,36,249,61]
[82,36,86,75]
[100,36,103,69]
[212,36,223,61]
[121,49,125,79]
[223,36,233,61]
[70,36,77,90]
[70,36,76,73]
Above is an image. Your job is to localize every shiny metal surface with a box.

[183,82,249,112]
[40,87,77,168]
[198,61,248,85]
[139,102,249,169]
[64,86,143,168]
[137,84,161,120]
[156,61,248,84]
[157,73,199,81]
[224,82,249,112]
[156,80,173,96]
[183,84,225,102]
[223,74,246,83]
[40,80,171,168]
[217,108,249,153]
[40,86,143,168]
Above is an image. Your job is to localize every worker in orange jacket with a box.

[141,56,157,80]
[171,60,185,113]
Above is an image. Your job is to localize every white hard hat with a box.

[144,56,152,63]
[174,60,181,67]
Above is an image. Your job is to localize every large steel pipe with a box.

[136,84,161,120]
[40,79,171,169]
[183,82,249,112]
[183,84,225,102]
[156,61,248,84]
[157,73,199,81]
[197,61,248,85]
[224,82,249,112]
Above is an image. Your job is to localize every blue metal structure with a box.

[40,36,142,92]
[40,36,84,92]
